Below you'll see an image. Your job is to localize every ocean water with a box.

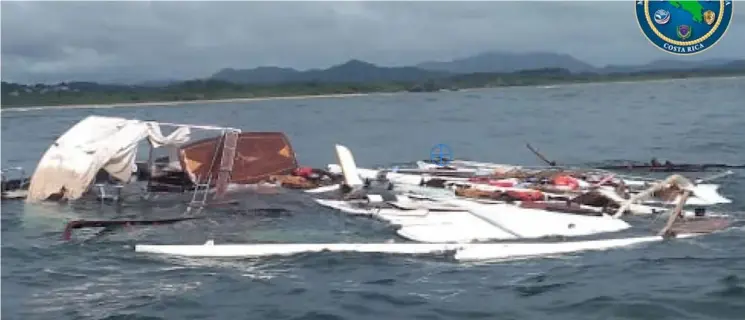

[2,77,745,320]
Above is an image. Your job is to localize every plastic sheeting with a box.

[26,116,192,202]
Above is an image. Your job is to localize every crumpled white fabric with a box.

[146,122,191,148]
[26,116,194,202]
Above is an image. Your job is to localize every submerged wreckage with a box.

[19,115,299,207]
[2,116,740,262]
[134,144,736,261]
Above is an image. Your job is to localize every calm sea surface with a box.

[2,77,745,320]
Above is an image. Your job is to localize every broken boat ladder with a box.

[187,174,213,211]
[186,129,239,211]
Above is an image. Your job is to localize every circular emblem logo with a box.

[635,0,733,55]
[654,9,671,25]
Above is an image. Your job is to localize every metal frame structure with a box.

[95,120,242,210]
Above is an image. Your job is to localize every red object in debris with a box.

[488,179,516,187]
[506,189,544,201]
[553,175,580,190]
[294,167,314,178]
[468,177,516,187]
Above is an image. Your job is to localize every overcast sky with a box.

[2,1,743,84]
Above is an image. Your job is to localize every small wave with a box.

[363,278,397,286]
[429,307,495,319]
[99,315,166,320]
[339,302,378,315]
[687,141,743,156]
[548,294,615,311]
[514,281,575,297]
[708,274,745,298]
[355,290,429,307]
[291,311,347,320]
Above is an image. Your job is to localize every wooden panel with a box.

[179,132,299,186]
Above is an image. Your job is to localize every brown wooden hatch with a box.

[178,132,298,186]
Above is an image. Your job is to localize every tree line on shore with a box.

[2,63,744,108]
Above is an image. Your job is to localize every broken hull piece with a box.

[314,198,631,242]
[314,198,520,243]
[454,233,702,261]
[446,199,631,239]
[134,233,702,261]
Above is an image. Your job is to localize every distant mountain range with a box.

[4,51,744,108]
[209,51,744,85]
[212,59,450,84]
[415,52,598,74]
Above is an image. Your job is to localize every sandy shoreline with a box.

[0,92,379,113]
[2,75,742,114]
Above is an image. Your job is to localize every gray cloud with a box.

[2,1,743,84]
